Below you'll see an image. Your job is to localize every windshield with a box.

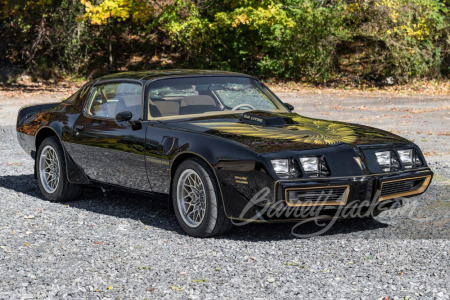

[146,76,287,118]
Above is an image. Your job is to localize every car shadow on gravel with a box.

[0,174,390,240]
[224,218,389,241]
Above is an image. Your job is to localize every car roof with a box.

[95,69,253,82]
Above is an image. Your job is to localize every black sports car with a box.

[17,70,433,237]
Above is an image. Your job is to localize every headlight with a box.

[375,151,391,167]
[271,159,289,174]
[271,159,299,178]
[397,149,413,168]
[300,156,329,177]
[375,151,400,172]
[397,149,423,169]
[300,157,318,172]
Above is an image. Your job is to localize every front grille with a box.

[286,186,348,206]
[381,178,426,197]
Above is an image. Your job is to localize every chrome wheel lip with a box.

[176,169,207,228]
[39,145,60,194]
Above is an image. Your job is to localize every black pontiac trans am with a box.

[16,70,433,237]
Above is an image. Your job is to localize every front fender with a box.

[145,124,273,218]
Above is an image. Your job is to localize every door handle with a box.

[74,125,84,132]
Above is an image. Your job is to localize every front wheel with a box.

[172,158,232,237]
[36,136,83,201]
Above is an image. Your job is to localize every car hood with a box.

[161,111,410,153]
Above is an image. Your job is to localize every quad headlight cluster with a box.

[271,156,329,178]
[375,149,423,172]
[271,148,424,178]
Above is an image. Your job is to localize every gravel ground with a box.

[0,89,449,299]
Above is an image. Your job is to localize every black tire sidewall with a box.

[36,136,68,201]
[172,159,220,237]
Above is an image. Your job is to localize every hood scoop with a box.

[241,111,294,127]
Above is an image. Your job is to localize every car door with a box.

[69,81,152,191]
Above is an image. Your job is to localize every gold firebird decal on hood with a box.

[192,116,358,145]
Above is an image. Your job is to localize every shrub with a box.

[0,0,448,82]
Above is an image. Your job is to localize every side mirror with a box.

[115,111,132,122]
[284,103,294,112]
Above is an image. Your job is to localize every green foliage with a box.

[159,0,344,80]
[0,0,448,82]
[1,0,96,76]
[341,0,449,81]
[155,0,450,81]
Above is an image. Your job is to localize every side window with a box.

[85,82,142,120]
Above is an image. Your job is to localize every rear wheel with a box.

[36,136,83,201]
[172,158,232,237]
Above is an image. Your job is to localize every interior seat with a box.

[151,101,180,117]
[179,95,221,115]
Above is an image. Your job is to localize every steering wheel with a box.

[231,103,255,111]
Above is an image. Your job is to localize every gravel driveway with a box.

[0,88,449,299]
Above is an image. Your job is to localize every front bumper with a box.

[277,169,432,206]
[221,168,433,221]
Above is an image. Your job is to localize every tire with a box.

[172,158,232,237]
[36,136,83,201]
